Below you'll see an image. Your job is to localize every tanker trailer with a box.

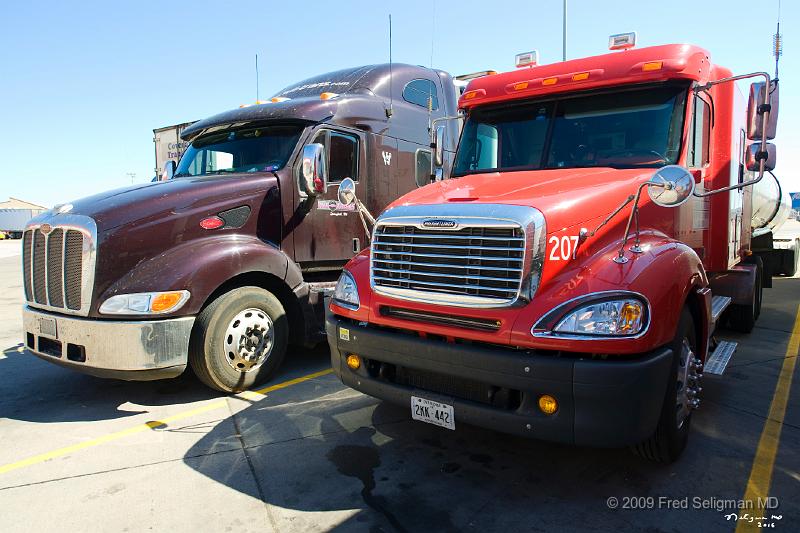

[751,171,796,277]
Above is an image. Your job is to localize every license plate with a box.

[411,396,455,430]
[38,317,57,338]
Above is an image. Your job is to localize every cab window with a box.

[403,79,439,110]
[311,130,359,183]
[689,96,711,167]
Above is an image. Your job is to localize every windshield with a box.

[452,85,688,176]
[175,125,303,177]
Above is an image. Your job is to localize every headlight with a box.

[99,290,190,315]
[553,299,646,336]
[332,271,360,310]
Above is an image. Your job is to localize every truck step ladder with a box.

[710,295,732,324]
[705,340,738,375]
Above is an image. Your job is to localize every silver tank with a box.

[751,171,791,235]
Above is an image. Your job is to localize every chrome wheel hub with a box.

[223,308,274,373]
[676,339,703,429]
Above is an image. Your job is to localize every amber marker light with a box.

[542,77,558,86]
[642,61,663,71]
[346,354,361,370]
[618,302,644,333]
[150,292,186,313]
[539,395,558,415]
[319,92,339,100]
[572,72,590,81]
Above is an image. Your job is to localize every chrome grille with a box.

[23,215,97,316]
[369,205,546,308]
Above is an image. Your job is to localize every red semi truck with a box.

[326,37,781,462]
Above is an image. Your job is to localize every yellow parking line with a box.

[0,368,332,477]
[736,305,800,533]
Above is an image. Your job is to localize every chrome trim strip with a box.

[24,214,98,317]
[530,290,652,340]
[370,204,546,309]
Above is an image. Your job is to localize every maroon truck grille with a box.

[23,227,86,312]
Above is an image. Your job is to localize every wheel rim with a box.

[223,308,275,373]
[675,339,701,429]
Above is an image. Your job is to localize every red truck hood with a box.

[390,167,656,231]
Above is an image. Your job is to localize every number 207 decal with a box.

[548,235,580,261]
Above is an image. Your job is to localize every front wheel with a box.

[632,308,700,463]
[189,286,288,392]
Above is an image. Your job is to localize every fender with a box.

[510,235,709,355]
[94,234,301,317]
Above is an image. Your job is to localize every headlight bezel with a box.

[531,291,650,339]
[332,270,360,310]
[99,290,191,316]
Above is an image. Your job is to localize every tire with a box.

[189,286,288,393]
[632,308,698,463]
[727,262,760,333]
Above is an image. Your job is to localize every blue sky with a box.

[1,0,796,207]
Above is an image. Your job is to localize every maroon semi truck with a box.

[21,63,464,391]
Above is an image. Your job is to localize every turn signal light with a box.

[151,292,185,313]
[200,216,225,230]
[346,354,361,370]
[538,395,558,415]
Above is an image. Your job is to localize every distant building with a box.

[0,198,48,238]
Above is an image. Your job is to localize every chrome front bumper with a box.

[22,306,195,381]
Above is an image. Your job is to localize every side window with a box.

[689,96,711,167]
[403,79,439,110]
[415,150,432,187]
[328,131,358,183]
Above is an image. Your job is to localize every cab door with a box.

[292,126,368,268]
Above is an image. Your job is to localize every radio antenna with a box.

[255,54,260,102]
[387,14,394,118]
[430,0,436,68]
[773,0,782,80]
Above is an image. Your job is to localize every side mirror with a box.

[300,143,327,196]
[433,125,446,167]
[161,160,176,181]
[746,142,776,172]
[338,177,356,206]
[647,165,695,207]
[747,81,778,140]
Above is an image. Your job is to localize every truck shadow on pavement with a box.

[181,370,752,533]
[0,343,218,423]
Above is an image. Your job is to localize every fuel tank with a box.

[752,171,791,235]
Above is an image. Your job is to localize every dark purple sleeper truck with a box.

[21,64,462,391]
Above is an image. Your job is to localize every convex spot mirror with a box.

[647,165,696,207]
[746,142,777,172]
[301,143,327,196]
[338,177,357,206]
[747,81,779,140]
[161,160,176,181]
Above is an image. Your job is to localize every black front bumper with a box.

[326,314,673,448]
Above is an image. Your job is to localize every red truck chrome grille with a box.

[23,216,97,316]
[372,224,525,305]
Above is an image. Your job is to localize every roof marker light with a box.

[515,50,539,68]
[542,77,558,86]
[514,82,529,91]
[572,72,590,81]
[271,96,290,103]
[642,61,663,71]
[462,89,486,100]
[319,92,339,100]
[608,32,637,51]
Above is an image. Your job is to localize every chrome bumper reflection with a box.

[22,306,194,376]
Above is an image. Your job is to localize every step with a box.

[711,295,732,324]
[705,340,737,375]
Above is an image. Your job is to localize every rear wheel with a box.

[632,308,700,463]
[189,286,288,392]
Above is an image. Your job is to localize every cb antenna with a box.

[255,54,260,102]
[387,14,394,118]
[773,0,782,80]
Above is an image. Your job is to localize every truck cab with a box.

[327,40,780,462]
[21,63,464,392]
